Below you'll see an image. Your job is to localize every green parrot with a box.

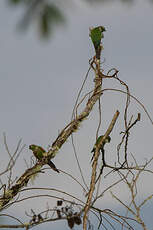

[91,135,111,162]
[89,26,106,59]
[29,144,59,173]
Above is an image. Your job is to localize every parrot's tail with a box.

[47,160,60,173]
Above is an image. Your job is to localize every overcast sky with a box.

[0,0,153,229]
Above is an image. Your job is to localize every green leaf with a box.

[39,4,65,37]
[8,0,23,4]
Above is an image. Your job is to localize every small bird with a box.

[89,26,106,59]
[29,144,59,173]
[91,135,111,162]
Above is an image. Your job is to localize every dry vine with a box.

[0,28,153,230]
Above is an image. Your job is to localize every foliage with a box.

[7,0,153,39]
[8,0,65,38]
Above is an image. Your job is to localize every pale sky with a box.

[0,0,153,229]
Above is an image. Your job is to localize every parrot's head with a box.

[29,144,37,151]
[89,26,106,33]
[99,26,106,33]
[105,136,111,143]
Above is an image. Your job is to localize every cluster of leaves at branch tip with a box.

[89,26,106,59]
[29,144,59,173]
[56,200,82,229]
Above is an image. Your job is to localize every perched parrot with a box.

[91,135,111,162]
[29,144,59,173]
[89,26,106,59]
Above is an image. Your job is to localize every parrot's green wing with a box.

[89,26,106,59]
[91,135,103,153]
[29,144,45,160]
[91,135,111,162]
[89,26,106,49]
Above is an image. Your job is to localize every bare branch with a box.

[83,110,119,229]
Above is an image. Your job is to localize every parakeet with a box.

[89,26,106,59]
[29,144,59,173]
[91,135,111,162]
